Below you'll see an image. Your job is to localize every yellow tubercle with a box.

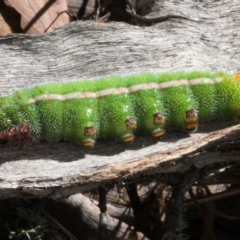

[152,129,165,138]
[83,138,96,147]
[184,119,198,132]
[121,133,135,143]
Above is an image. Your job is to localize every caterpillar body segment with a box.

[0,72,240,148]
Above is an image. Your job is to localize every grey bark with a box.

[0,0,240,199]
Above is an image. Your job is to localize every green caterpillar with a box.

[1,71,240,148]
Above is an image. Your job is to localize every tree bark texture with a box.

[0,0,240,199]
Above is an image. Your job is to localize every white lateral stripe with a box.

[174,79,189,86]
[98,88,116,97]
[114,87,129,94]
[158,81,175,89]
[65,92,97,99]
[189,77,222,85]
[26,77,223,104]
[130,82,159,92]
[129,84,145,92]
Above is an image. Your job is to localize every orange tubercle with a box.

[153,112,165,125]
[233,73,240,83]
[184,109,198,132]
[184,120,198,132]
[125,118,137,130]
[83,126,96,147]
[84,126,96,136]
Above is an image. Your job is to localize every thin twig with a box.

[43,209,79,240]
[185,188,240,207]
[188,188,217,240]
[44,11,73,33]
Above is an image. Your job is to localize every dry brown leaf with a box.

[0,0,22,35]
[0,12,12,35]
[5,0,69,34]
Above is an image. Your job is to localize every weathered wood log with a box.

[62,193,149,240]
[0,0,240,200]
